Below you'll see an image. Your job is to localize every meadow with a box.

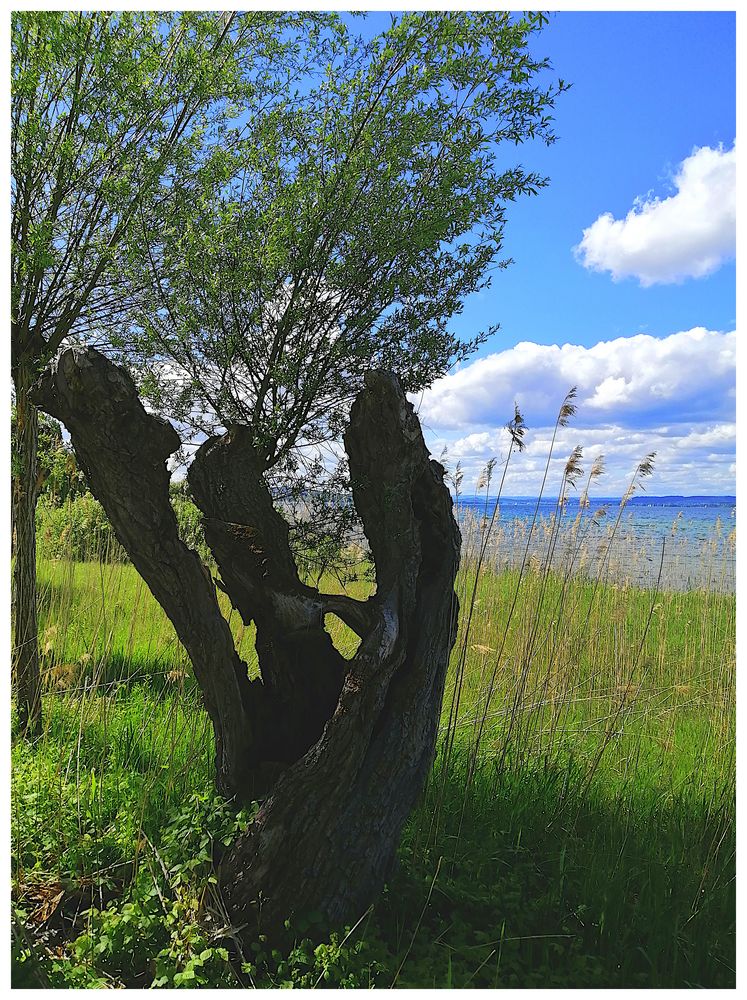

[11,504,736,988]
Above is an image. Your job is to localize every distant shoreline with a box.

[453,494,736,504]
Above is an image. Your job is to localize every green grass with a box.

[12,548,735,988]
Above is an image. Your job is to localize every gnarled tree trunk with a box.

[33,346,460,933]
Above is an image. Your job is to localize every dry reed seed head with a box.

[620,483,635,508]
[590,455,605,480]
[637,452,656,481]
[476,456,498,492]
[506,403,527,451]
[450,460,464,493]
[620,452,656,509]
[563,445,584,487]
[557,387,578,428]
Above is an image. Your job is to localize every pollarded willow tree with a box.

[32,11,565,933]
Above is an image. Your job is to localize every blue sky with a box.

[399,11,736,497]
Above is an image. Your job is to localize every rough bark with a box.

[32,348,254,797]
[12,360,43,737]
[217,372,461,933]
[188,430,350,766]
[33,349,461,934]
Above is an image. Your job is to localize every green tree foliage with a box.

[12,10,328,366]
[11,407,86,506]
[33,482,209,565]
[125,12,566,472]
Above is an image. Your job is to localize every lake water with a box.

[453,495,736,592]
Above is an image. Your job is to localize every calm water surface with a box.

[453,495,736,592]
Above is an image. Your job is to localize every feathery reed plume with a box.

[476,457,498,494]
[563,445,584,489]
[579,454,605,509]
[449,460,464,498]
[558,446,583,513]
[620,451,657,509]
[558,387,578,428]
[591,506,608,526]
[637,451,656,479]
[506,403,526,452]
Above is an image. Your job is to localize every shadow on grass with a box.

[382,759,736,988]
[11,688,734,988]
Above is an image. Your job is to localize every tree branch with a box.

[31,346,255,796]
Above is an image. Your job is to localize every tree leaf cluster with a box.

[119,11,567,474]
[12,10,333,374]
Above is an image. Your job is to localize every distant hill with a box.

[626,495,735,506]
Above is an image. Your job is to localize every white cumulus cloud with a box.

[416,328,736,495]
[574,143,736,286]
[436,420,737,497]
[418,328,735,432]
